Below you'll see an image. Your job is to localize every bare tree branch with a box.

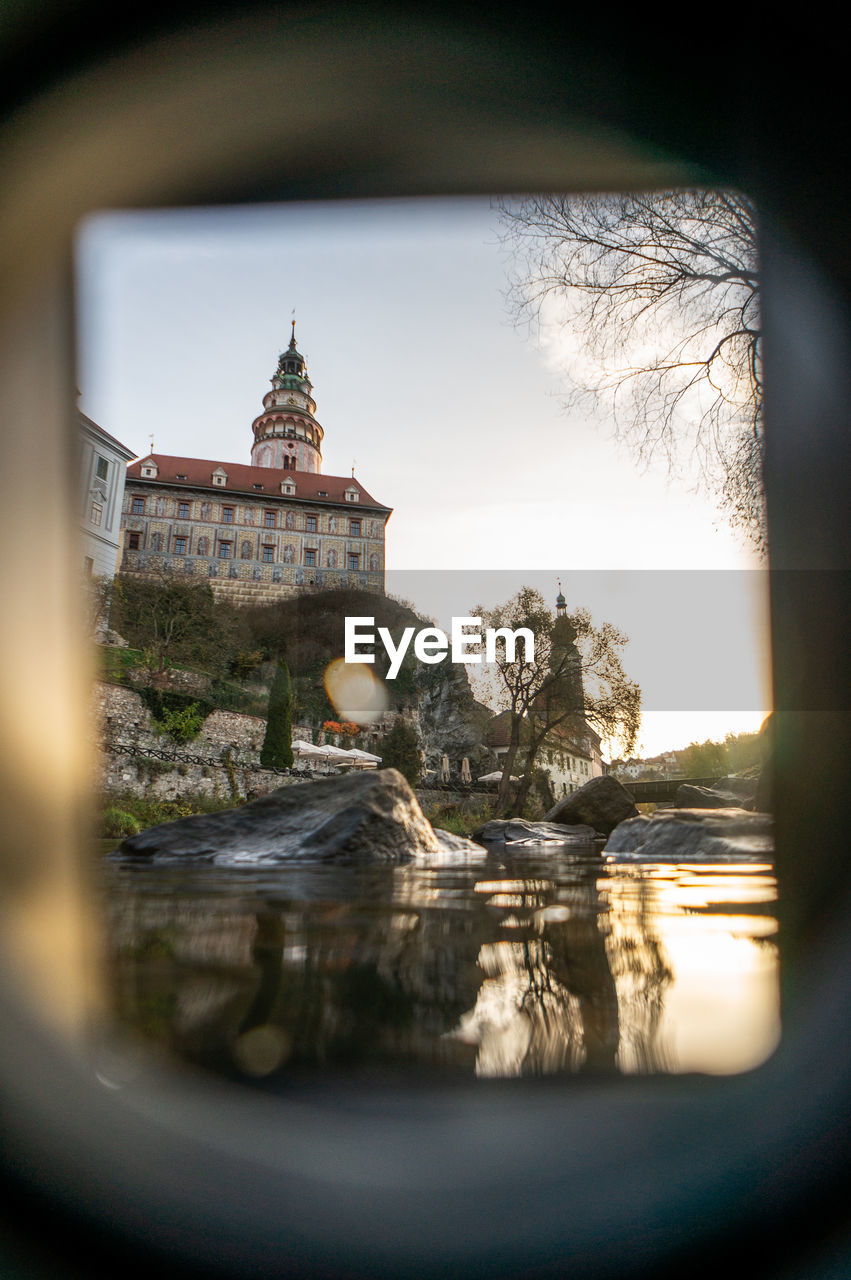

[497,190,764,552]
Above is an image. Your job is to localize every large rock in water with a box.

[604,807,773,861]
[114,768,475,865]
[544,775,639,835]
[676,776,758,810]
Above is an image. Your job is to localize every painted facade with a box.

[119,328,392,605]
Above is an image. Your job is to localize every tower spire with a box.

[251,329,323,474]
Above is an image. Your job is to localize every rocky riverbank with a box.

[110,769,772,866]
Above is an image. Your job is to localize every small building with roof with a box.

[119,326,392,605]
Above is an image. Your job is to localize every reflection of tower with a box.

[552,580,584,713]
[250,321,325,473]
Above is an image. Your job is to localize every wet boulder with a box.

[604,807,773,861]
[676,776,758,810]
[114,768,469,865]
[474,818,599,845]
[544,775,639,836]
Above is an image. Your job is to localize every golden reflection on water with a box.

[599,862,779,1076]
[102,852,779,1082]
[449,861,779,1078]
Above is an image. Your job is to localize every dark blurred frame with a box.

[0,9,849,1279]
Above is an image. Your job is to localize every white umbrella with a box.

[292,740,327,757]
[440,753,450,783]
[322,745,358,764]
[477,771,519,783]
[460,757,471,784]
[346,748,382,767]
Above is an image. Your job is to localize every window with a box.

[262,545,275,562]
[131,496,145,514]
[176,473,187,480]
[174,536,187,555]
[264,510,276,528]
[178,501,191,519]
[95,455,108,480]
[304,549,317,567]
[128,532,140,550]
[350,518,361,536]
[218,542,232,559]
[306,514,318,533]
[222,506,234,523]
[90,501,103,526]
[253,483,264,490]
[83,556,94,576]
[348,553,359,571]
[317,490,328,497]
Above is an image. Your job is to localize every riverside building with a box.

[119,326,392,605]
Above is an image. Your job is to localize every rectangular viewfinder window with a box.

[77,196,776,1085]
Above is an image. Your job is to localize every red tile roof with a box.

[126,453,391,513]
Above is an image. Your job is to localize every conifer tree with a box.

[261,658,294,769]
[379,718,421,788]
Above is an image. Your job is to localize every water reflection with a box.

[101,845,779,1082]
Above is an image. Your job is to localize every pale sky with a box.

[75,196,771,756]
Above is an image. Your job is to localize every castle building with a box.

[119,327,392,605]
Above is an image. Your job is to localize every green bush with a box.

[156,702,205,743]
[101,807,142,838]
[378,718,421,788]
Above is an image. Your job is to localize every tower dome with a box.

[250,321,324,473]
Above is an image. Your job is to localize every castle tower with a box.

[552,580,585,712]
[250,322,324,473]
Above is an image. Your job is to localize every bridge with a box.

[620,776,725,805]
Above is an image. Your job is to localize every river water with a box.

[100,841,779,1083]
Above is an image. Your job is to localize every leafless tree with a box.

[476,588,640,815]
[497,190,764,551]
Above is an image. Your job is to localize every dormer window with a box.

[281,480,296,495]
[253,483,264,490]
[212,467,228,486]
[141,463,158,479]
[317,490,328,498]
[344,486,360,503]
[176,472,187,480]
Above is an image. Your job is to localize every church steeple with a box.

[250,324,324,473]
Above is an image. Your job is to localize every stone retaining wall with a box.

[96,680,302,802]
